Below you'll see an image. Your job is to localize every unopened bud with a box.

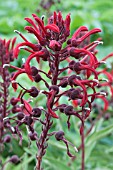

[10,155,19,164]
[55,131,64,141]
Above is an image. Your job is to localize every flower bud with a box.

[24,116,33,125]
[49,85,59,94]
[69,47,80,58]
[58,104,67,113]
[69,60,76,70]
[17,112,24,120]
[70,89,81,100]
[29,131,37,141]
[12,106,21,113]
[49,40,62,51]
[29,86,39,97]
[68,75,76,84]
[32,108,42,117]
[40,48,50,61]
[33,74,42,83]
[4,135,11,143]
[55,131,64,141]
[73,62,81,72]
[10,155,19,164]
[60,79,68,88]
[31,66,38,76]
[10,97,19,105]
[64,105,73,115]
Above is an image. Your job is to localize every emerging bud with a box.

[49,40,62,51]
[55,131,64,141]
[33,74,42,83]
[70,88,81,100]
[24,116,33,125]
[10,97,19,105]
[29,131,38,141]
[10,155,19,164]
[31,66,38,76]
[4,135,11,143]
[32,107,42,117]
[64,105,73,115]
[49,85,59,94]
[29,86,39,97]
[58,104,67,113]
[60,78,68,88]
[17,112,25,120]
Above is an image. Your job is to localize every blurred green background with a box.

[1,0,113,170]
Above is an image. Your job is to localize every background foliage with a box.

[0,0,113,169]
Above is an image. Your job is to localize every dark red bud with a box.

[29,131,37,141]
[60,78,68,88]
[59,104,67,113]
[32,107,41,117]
[33,74,42,83]
[69,60,76,70]
[25,116,33,125]
[68,75,76,84]
[31,66,38,76]
[64,105,73,115]
[49,85,59,94]
[73,62,81,72]
[12,106,21,113]
[49,40,62,51]
[55,131,64,141]
[71,39,80,47]
[10,97,19,105]
[70,89,81,100]
[69,47,80,58]
[67,38,71,44]
[10,155,19,164]
[29,86,39,97]
[17,112,24,120]
[40,48,49,61]
[4,135,11,143]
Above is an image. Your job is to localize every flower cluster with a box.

[0,37,16,150]
[3,11,110,170]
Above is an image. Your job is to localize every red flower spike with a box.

[14,42,36,59]
[6,39,11,50]
[11,69,26,82]
[32,14,46,35]
[78,28,101,42]
[64,13,71,32]
[53,11,57,24]
[80,65,98,79]
[101,52,113,61]
[45,24,60,33]
[96,96,109,111]
[99,70,113,82]
[25,26,43,43]
[73,79,88,107]
[25,50,45,75]
[11,37,17,49]
[73,48,95,66]
[58,11,63,23]
[72,26,88,39]
[25,17,39,32]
